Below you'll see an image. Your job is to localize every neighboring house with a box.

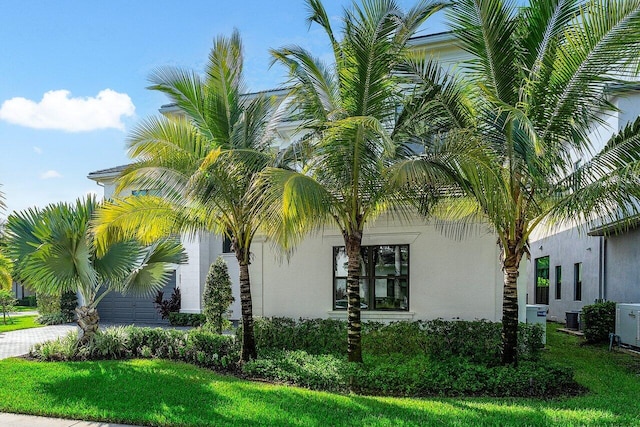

[527,87,640,322]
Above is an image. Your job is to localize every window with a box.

[555,266,562,300]
[222,235,233,253]
[333,245,409,311]
[574,263,582,301]
[534,256,549,305]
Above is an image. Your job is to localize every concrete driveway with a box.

[0,324,77,359]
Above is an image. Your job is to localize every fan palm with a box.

[398,0,640,365]
[5,196,186,343]
[92,31,282,361]
[255,0,450,363]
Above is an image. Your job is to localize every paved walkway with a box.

[0,324,77,359]
[0,412,142,426]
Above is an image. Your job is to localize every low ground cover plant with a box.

[30,318,576,398]
[243,318,569,397]
[31,325,238,371]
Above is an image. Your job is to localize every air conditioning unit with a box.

[615,303,640,348]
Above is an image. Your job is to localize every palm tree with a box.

[398,0,640,365]
[5,196,186,343]
[92,31,282,362]
[254,0,449,363]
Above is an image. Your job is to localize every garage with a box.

[96,272,177,324]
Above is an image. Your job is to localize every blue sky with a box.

[0,0,448,216]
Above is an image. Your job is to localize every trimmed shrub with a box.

[36,293,60,315]
[203,257,234,333]
[251,317,347,356]
[169,312,206,327]
[582,301,617,343]
[16,295,36,307]
[243,350,348,392]
[242,350,578,398]
[252,317,543,363]
[36,313,73,325]
[31,325,240,372]
[60,291,77,322]
[30,331,79,361]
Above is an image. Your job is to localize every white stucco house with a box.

[526,87,640,324]
[87,32,535,325]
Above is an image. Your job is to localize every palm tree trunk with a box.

[501,244,522,365]
[76,306,99,345]
[346,232,363,363]
[236,247,257,362]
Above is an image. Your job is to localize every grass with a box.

[0,323,638,426]
[12,306,37,312]
[0,315,41,332]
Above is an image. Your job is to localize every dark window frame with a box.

[333,244,410,311]
[574,262,582,301]
[555,265,562,300]
[534,256,550,305]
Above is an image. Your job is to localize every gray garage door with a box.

[96,272,177,324]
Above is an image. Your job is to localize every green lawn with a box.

[0,315,41,332]
[12,306,38,312]
[0,323,638,426]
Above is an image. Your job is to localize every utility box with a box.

[526,304,548,345]
[616,303,640,348]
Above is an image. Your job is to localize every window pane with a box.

[535,256,550,305]
[555,266,562,300]
[334,247,366,277]
[334,278,369,309]
[374,277,408,310]
[374,245,408,276]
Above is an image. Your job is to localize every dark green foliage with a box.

[153,288,181,320]
[31,326,239,371]
[60,291,77,321]
[203,257,234,333]
[251,317,347,356]
[252,317,543,362]
[169,312,206,327]
[582,301,617,344]
[36,292,60,315]
[243,350,348,392]
[242,350,578,398]
[16,295,36,307]
[36,313,73,325]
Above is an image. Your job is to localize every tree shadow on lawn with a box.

[10,358,634,427]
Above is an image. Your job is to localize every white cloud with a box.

[33,146,42,154]
[40,170,62,179]
[0,89,135,132]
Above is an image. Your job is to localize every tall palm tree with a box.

[92,31,282,361]
[255,0,449,363]
[0,187,12,290]
[398,0,640,365]
[5,196,186,343]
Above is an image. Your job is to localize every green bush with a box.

[60,291,77,321]
[36,293,60,315]
[37,313,73,325]
[169,312,206,327]
[31,326,239,371]
[30,331,79,361]
[252,317,543,363]
[0,289,17,324]
[203,257,234,334]
[242,350,577,398]
[16,295,36,307]
[582,301,617,343]
[243,350,348,392]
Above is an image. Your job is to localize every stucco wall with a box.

[527,227,602,322]
[605,228,640,303]
[245,216,504,322]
